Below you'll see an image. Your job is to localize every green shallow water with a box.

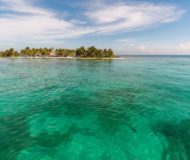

[0,57,190,160]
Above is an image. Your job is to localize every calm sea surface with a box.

[0,56,190,160]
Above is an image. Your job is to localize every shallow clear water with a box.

[0,57,190,160]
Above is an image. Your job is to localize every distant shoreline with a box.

[0,46,116,58]
[0,56,125,60]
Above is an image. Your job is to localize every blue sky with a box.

[0,0,190,55]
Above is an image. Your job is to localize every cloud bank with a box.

[0,0,185,47]
[86,2,184,33]
[180,42,190,50]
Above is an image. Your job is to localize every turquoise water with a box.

[0,57,190,160]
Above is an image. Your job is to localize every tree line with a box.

[0,46,115,58]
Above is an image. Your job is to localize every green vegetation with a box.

[0,46,115,58]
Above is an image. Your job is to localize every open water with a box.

[0,56,190,160]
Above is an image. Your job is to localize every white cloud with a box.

[0,0,185,48]
[180,42,190,50]
[116,39,136,46]
[136,45,147,52]
[115,38,149,53]
[0,0,93,43]
[86,2,184,33]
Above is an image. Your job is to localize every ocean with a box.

[0,56,190,160]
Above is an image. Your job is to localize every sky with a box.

[0,0,190,55]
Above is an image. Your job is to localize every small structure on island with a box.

[49,50,56,57]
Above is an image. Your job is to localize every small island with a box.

[0,46,116,58]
